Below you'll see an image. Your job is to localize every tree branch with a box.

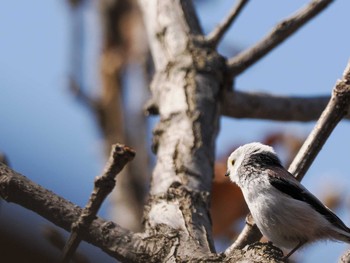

[206,0,249,47]
[227,0,334,76]
[146,90,350,122]
[289,60,350,180]
[226,59,350,252]
[0,163,151,262]
[221,90,350,121]
[225,214,262,253]
[0,161,285,262]
[61,144,135,262]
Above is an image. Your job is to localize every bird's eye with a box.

[231,160,235,166]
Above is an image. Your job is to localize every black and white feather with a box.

[226,142,350,257]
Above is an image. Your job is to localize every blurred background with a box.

[0,0,350,262]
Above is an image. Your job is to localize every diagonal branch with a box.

[289,60,350,180]
[0,163,145,262]
[206,0,249,47]
[0,162,285,262]
[221,90,350,121]
[226,59,350,253]
[61,144,135,262]
[227,0,334,76]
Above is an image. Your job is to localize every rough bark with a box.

[0,163,142,262]
[0,163,284,262]
[138,0,224,257]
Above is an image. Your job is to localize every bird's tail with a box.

[335,227,350,244]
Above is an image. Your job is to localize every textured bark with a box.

[138,0,224,257]
[0,163,142,262]
[0,164,284,262]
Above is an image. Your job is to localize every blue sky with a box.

[1,0,350,262]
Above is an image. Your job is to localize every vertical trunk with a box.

[138,0,226,258]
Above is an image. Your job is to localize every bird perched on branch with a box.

[225,142,350,259]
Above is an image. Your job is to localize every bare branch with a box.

[147,90,350,122]
[61,144,135,262]
[227,0,334,76]
[206,0,249,47]
[226,59,350,250]
[138,0,227,256]
[289,60,350,180]
[0,163,147,262]
[43,227,90,263]
[225,214,262,254]
[0,162,285,262]
[221,90,350,121]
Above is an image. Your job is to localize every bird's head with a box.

[225,142,280,184]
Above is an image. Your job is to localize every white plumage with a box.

[226,142,350,258]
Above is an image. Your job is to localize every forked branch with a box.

[227,0,334,76]
[61,144,135,262]
[0,162,145,262]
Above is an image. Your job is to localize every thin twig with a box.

[227,0,334,76]
[43,227,90,263]
[225,59,350,253]
[61,144,135,263]
[206,0,249,47]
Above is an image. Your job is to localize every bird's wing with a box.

[268,168,350,234]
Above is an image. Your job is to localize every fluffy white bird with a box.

[225,142,350,259]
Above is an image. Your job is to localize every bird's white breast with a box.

[240,173,331,248]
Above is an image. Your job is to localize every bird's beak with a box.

[225,170,230,177]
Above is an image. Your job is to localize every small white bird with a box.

[225,142,350,259]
